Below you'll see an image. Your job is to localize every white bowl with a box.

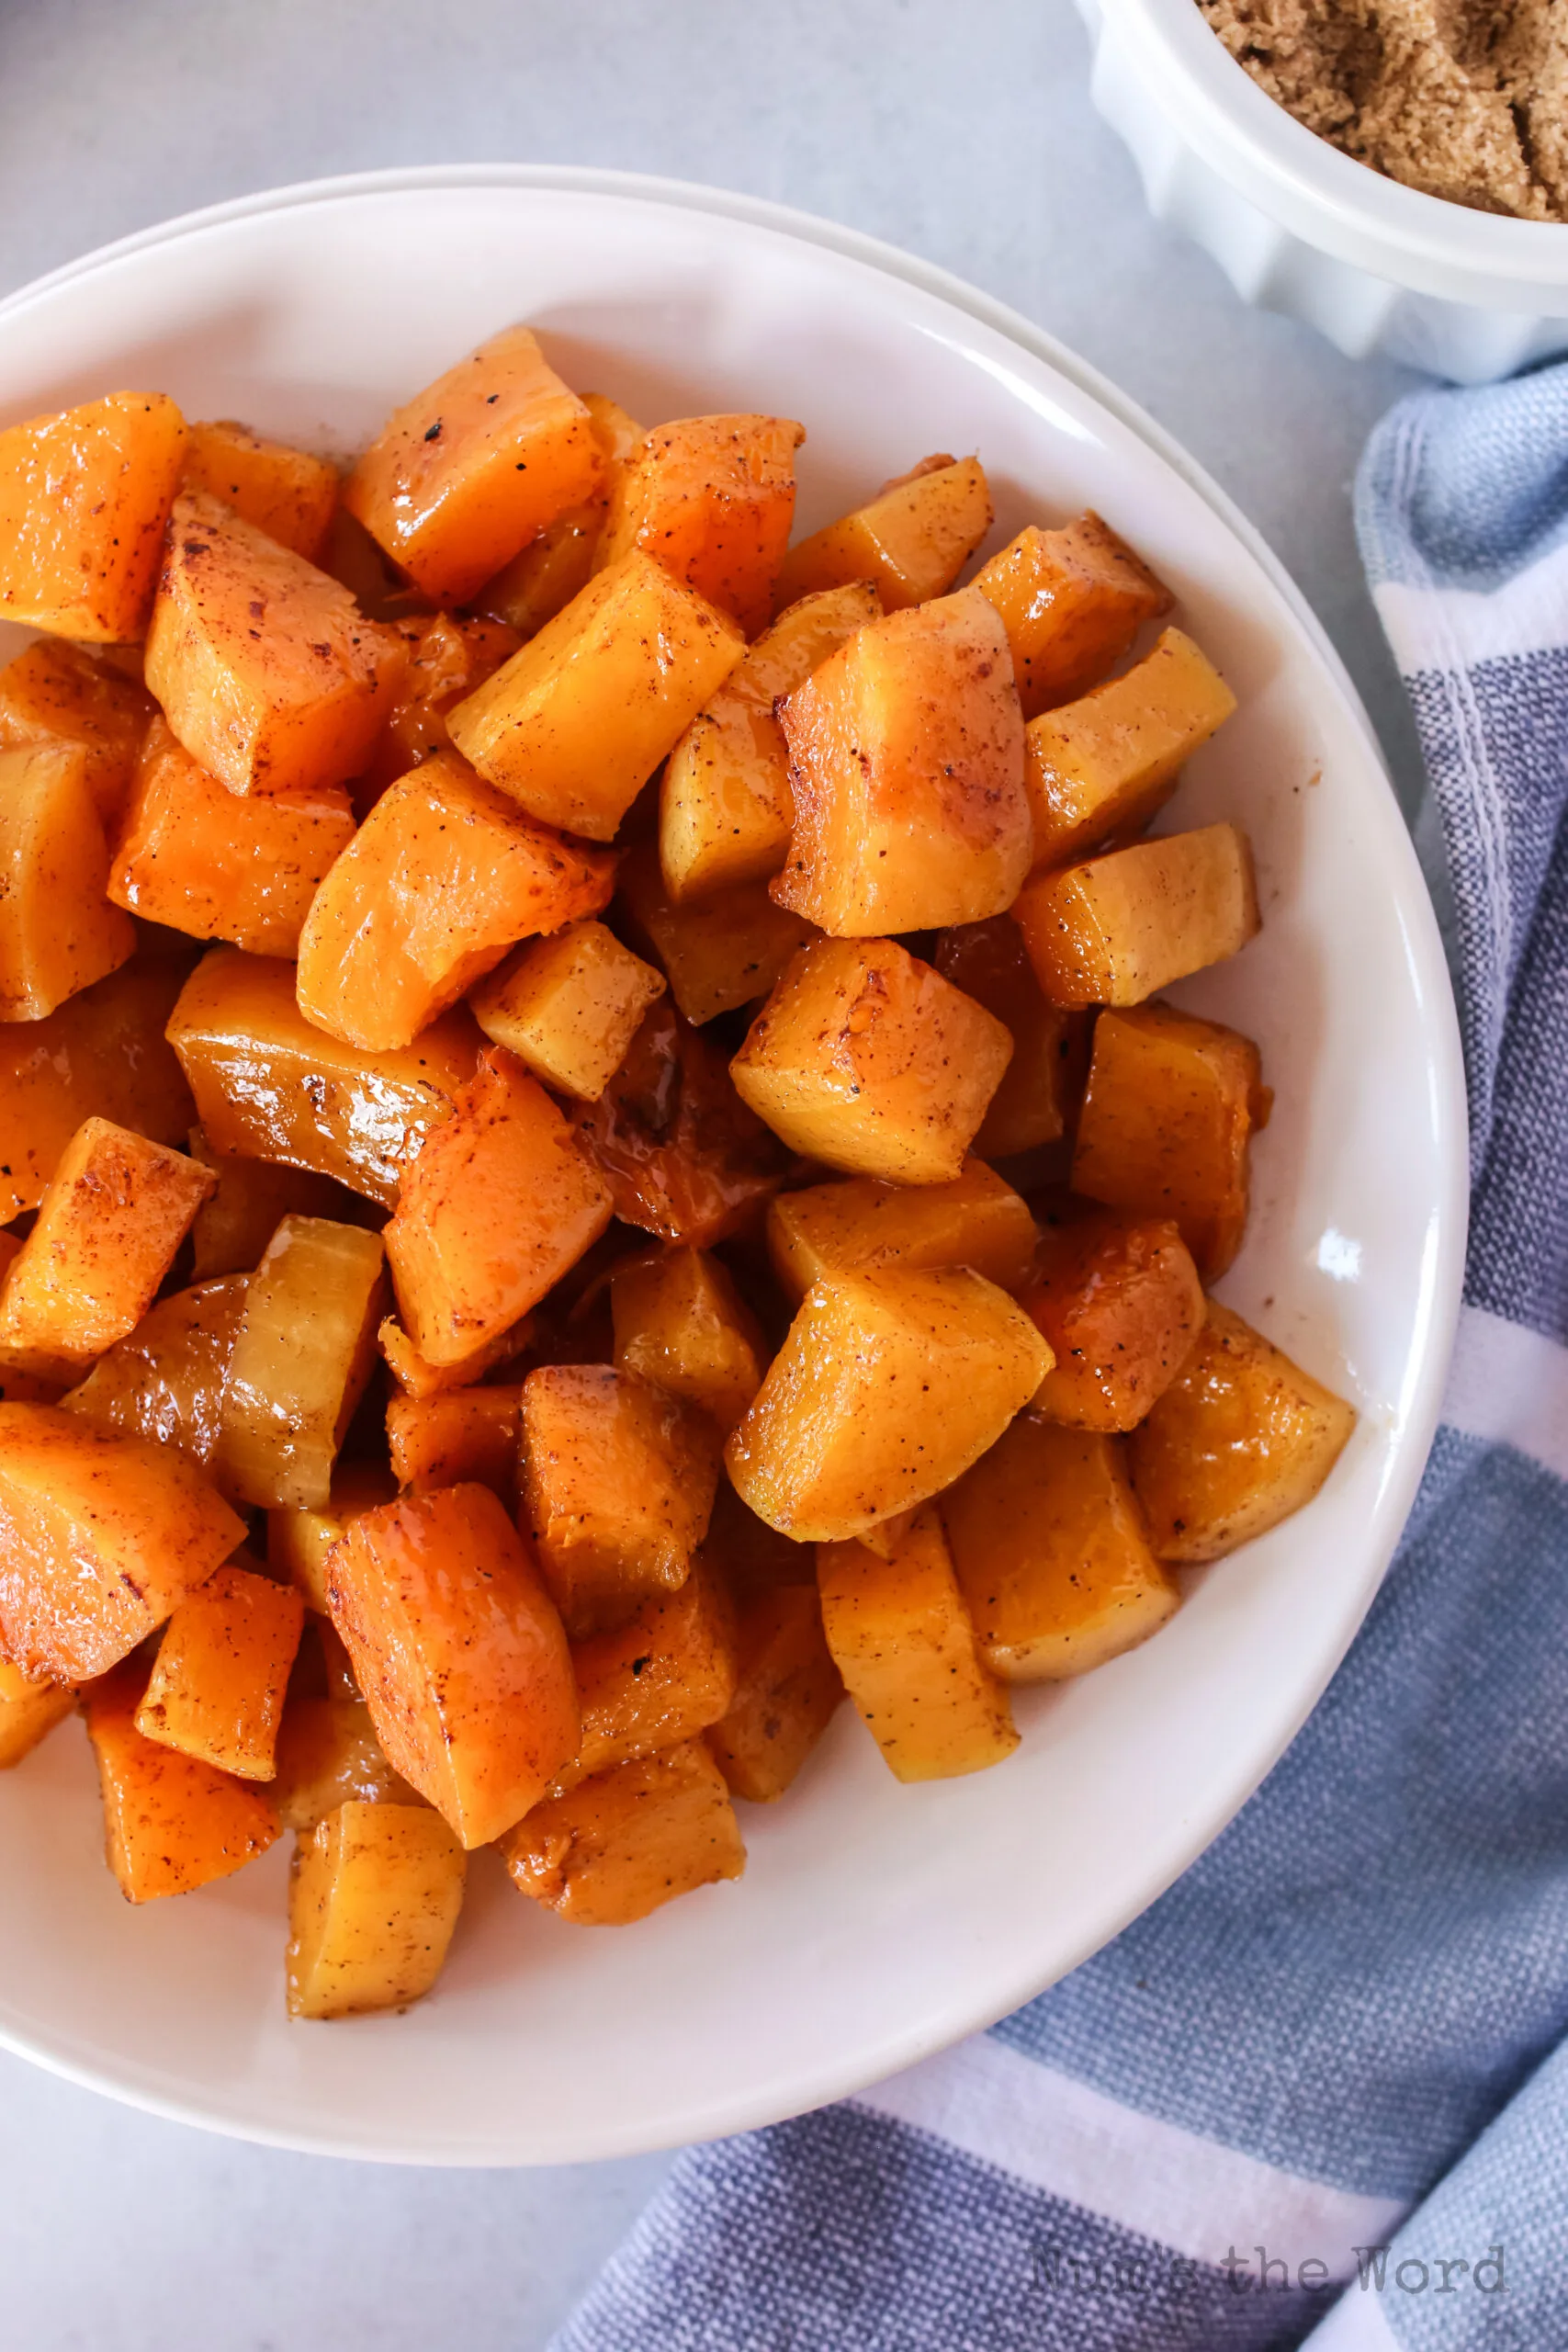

[1077,0,1568,381]
[0,166,1466,2164]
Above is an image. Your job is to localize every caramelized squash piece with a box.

[707,1581,843,1802]
[933,918,1082,1159]
[377,1313,529,1402]
[609,1247,765,1434]
[135,1560,306,1778]
[766,1162,1036,1304]
[1016,822,1259,1009]
[216,1216,386,1510]
[619,843,814,1024]
[556,1561,738,1793]
[599,413,804,637]
[502,1737,745,1925]
[1128,1302,1357,1562]
[0,741,134,1019]
[62,1274,249,1472]
[186,1132,356,1281]
[288,1800,467,2018]
[0,639,154,825]
[0,390,186,641]
[86,1657,279,1901]
[1021,1204,1203,1430]
[386,1383,522,1502]
[266,1458,397,1614]
[470,919,666,1101]
[773,455,992,614]
[972,513,1172,719]
[730,937,1013,1184]
[0,1676,75,1770]
[478,392,645,639]
[182,419,338,560]
[273,1692,418,1829]
[356,612,521,804]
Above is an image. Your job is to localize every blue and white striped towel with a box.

[553,366,1568,2352]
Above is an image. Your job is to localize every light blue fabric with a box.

[553,368,1568,2352]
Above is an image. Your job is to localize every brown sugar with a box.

[1196,1,1568,221]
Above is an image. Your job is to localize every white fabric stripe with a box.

[852,2038,1404,2283]
[1301,2275,1404,2347]
[1374,538,1568,668]
[1440,1303,1568,1484]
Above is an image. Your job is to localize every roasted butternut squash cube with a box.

[773,590,1030,936]
[730,937,1013,1184]
[1024,627,1237,868]
[521,1364,721,1635]
[377,1313,529,1402]
[288,1801,466,2018]
[971,513,1172,719]
[0,639,155,826]
[85,1658,279,1901]
[326,1482,578,1847]
[0,1119,213,1375]
[385,1046,612,1369]
[266,1458,397,1614]
[0,390,186,641]
[145,492,405,797]
[216,1216,386,1510]
[502,1737,745,1925]
[477,392,644,637]
[447,550,746,841]
[609,1247,765,1434]
[1022,1204,1203,1430]
[817,1508,1017,1780]
[556,1561,738,1793]
[356,612,521,804]
[619,843,814,1024]
[167,947,482,1206]
[1071,1001,1266,1281]
[942,1415,1177,1679]
[726,1266,1051,1543]
[62,1274,249,1475]
[182,419,338,560]
[933,918,1083,1159]
[386,1383,522,1502]
[707,1581,843,1802]
[273,1693,419,1829]
[135,1559,305,1778]
[599,413,804,638]
[345,325,604,604]
[470,919,665,1102]
[186,1132,356,1281]
[1017,822,1259,1009]
[1128,1301,1357,1562]
[773,455,992,614]
[0,1676,74,1769]
[765,1161,1036,1304]
[660,581,881,901]
[0,741,134,1020]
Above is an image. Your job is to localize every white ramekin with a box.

[1076,0,1568,380]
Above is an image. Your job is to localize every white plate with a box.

[0,168,1466,2165]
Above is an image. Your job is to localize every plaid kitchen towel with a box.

[552,367,1568,2352]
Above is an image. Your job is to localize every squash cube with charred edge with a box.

[215,1217,386,1512]
[0,390,187,642]
[387,1383,523,1503]
[971,513,1172,720]
[502,1737,745,1926]
[0,741,134,1022]
[1016,823,1259,1010]
[85,1657,279,1901]
[266,1458,398,1616]
[773,455,992,615]
[62,1274,250,1476]
[135,1560,306,1779]
[477,392,645,640]
[470,920,666,1102]
[288,1801,467,2018]
[932,918,1083,1159]
[1021,1204,1204,1431]
[609,1249,766,1437]
[599,413,805,638]
[554,1558,738,1794]
[0,639,155,827]
[707,1582,844,1803]
[181,419,338,561]
[619,843,815,1026]
[766,1162,1036,1306]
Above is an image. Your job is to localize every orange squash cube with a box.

[61,1273,249,1476]
[0,741,134,1020]
[609,1247,766,1434]
[0,1676,75,1770]
[706,1581,843,1802]
[972,513,1172,719]
[477,392,645,639]
[765,1161,1036,1304]
[355,612,521,805]
[287,1800,467,2018]
[599,413,805,637]
[386,1383,522,1502]
[266,1458,397,1615]
[470,919,665,1101]
[216,1216,386,1511]
[556,1561,738,1793]
[932,918,1083,1159]
[618,843,814,1024]
[0,639,155,826]
[181,419,338,560]
[344,325,604,604]
[1016,823,1260,1009]
[0,390,186,641]
[85,1657,279,1901]
[135,1559,306,1778]
[327,1482,578,1848]
[1021,1204,1203,1430]
[186,1131,357,1281]
[773,589,1030,936]
[273,1693,418,1829]
[377,1313,530,1402]
[502,1737,745,1925]
[773,454,992,614]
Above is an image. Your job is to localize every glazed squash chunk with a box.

[356,612,521,803]
[135,1559,306,1779]
[288,1801,467,2019]
[86,1658,280,1902]
[521,1365,722,1635]
[111,718,356,957]
[0,741,134,1020]
[377,1312,530,1402]
[726,1266,1051,1544]
[384,1047,613,1368]
[609,1247,766,1435]
[470,920,666,1101]
[707,1581,844,1803]
[326,1482,578,1848]
[773,454,992,614]
[0,390,186,641]
[0,639,155,826]
[1021,1204,1203,1430]
[1071,1001,1267,1281]
[273,1690,418,1830]
[386,1383,523,1502]
[446,550,745,842]
[933,918,1084,1158]
[1024,627,1236,869]
[479,392,645,639]
[344,324,604,604]
[971,513,1172,719]
[62,1274,250,1476]
[0,1119,213,1376]
[618,844,814,1025]
[502,1737,746,1925]
[766,1162,1036,1305]
[1016,823,1259,1009]
[942,1417,1178,1679]
[186,1133,356,1282]
[181,419,339,560]
[599,413,805,637]
[0,1674,75,1770]
[167,948,482,1206]
[730,937,1013,1185]
[817,1508,1018,1781]
[660,581,881,901]
[216,1216,386,1511]
[773,590,1030,935]
[145,491,405,797]
[266,1458,397,1614]
[1129,1301,1357,1562]
[555,1560,738,1793]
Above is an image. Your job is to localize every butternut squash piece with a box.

[700,1480,817,1602]
[521,1364,721,1635]
[1128,1301,1357,1562]
[326,1482,578,1848]
[357,612,521,802]
[386,1383,522,1501]
[707,1581,843,1802]
[773,455,991,614]
[502,1738,745,1925]
[166,947,481,1206]
[470,919,665,1101]
[344,325,604,604]
[599,413,804,637]
[933,919,1082,1159]
[377,1314,530,1401]
[725,1266,1052,1543]
[0,741,134,1020]
[273,1693,418,1829]
[478,392,645,638]
[609,1247,765,1434]
[144,491,405,797]
[109,718,355,957]
[446,550,745,841]
[555,1561,738,1793]
[288,1801,467,2018]
[1071,1001,1266,1281]
[86,1657,279,1901]
[135,1559,306,1778]
[765,1162,1036,1304]
[296,750,614,1052]
[181,420,338,560]
[216,1216,386,1511]
[660,580,881,901]
[0,1676,74,1769]
[266,1458,397,1614]
[0,390,186,641]
[1016,822,1259,1009]
[972,513,1172,719]
[0,639,155,825]
[818,1509,1017,1780]
[61,1274,249,1473]
[619,843,814,1024]
[186,1131,355,1280]
[730,937,1013,1184]
[1021,1205,1203,1430]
